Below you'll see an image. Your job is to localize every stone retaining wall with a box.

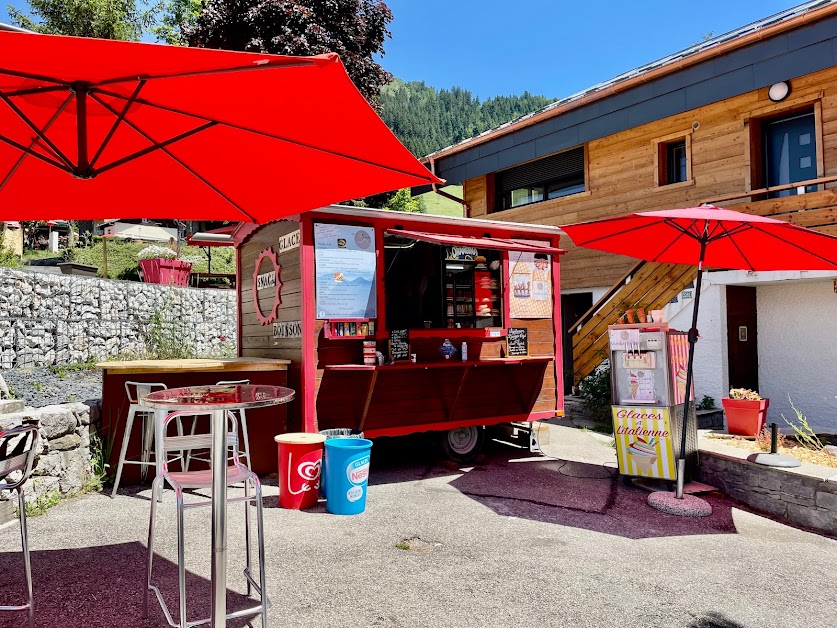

[0,401,100,523]
[0,268,236,368]
[699,450,837,535]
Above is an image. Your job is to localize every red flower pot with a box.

[139,258,192,286]
[722,397,769,436]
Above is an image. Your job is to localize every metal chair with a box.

[0,425,38,628]
[183,379,252,471]
[144,410,267,628]
[112,382,183,498]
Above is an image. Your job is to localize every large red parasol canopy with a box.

[0,31,440,221]
[561,204,837,271]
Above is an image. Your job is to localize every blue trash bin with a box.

[324,438,373,515]
[319,429,364,499]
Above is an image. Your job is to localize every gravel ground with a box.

[0,426,835,628]
[0,366,102,407]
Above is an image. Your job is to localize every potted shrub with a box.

[137,245,192,286]
[722,388,769,437]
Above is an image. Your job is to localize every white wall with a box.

[664,276,728,408]
[757,279,837,434]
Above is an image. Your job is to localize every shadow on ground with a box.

[369,434,742,540]
[0,542,259,628]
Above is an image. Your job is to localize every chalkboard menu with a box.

[389,329,410,361]
[506,327,529,357]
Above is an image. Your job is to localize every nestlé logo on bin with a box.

[346,486,364,502]
[346,455,370,485]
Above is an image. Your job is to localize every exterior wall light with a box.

[768,81,791,102]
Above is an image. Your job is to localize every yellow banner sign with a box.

[612,406,676,480]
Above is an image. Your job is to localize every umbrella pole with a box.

[675,243,706,499]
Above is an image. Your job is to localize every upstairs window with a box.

[495,147,586,211]
[655,133,692,187]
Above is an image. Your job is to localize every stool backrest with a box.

[125,381,167,405]
[0,425,38,491]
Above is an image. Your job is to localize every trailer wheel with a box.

[439,426,485,463]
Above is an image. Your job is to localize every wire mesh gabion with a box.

[0,268,237,369]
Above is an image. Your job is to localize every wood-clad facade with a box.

[463,64,837,291]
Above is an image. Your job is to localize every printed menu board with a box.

[509,247,551,319]
[314,223,377,319]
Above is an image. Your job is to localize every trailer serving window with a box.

[383,234,504,331]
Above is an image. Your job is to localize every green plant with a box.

[782,396,823,450]
[24,490,61,517]
[31,381,42,392]
[578,365,612,425]
[395,541,411,551]
[697,395,715,410]
[729,388,761,401]
[48,357,96,379]
[86,433,111,491]
[141,309,195,360]
[0,246,22,268]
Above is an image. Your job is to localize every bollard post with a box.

[770,422,778,454]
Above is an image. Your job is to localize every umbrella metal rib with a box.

[94,85,438,182]
[90,93,257,222]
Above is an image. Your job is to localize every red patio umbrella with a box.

[0,31,440,221]
[562,204,837,498]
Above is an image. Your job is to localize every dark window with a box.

[763,110,817,198]
[495,147,585,211]
[658,138,688,186]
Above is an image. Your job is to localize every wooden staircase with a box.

[571,261,696,384]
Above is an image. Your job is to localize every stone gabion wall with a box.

[700,450,837,535]
[0,268,237,367]
[0,401,99,523]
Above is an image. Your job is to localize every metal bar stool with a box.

[144,410,267,628]
[112,382,183,498]
[0,424,38,628]
[184,379,252,471]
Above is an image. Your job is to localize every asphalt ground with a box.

[1,425,835,628]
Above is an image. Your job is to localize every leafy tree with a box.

[152,0,199,44]
[182,0,393,105]
[384,188,425,213]
[8,0,158,40]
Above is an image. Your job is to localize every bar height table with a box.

[143,384,295,628]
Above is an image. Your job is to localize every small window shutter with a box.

[495,147,584,194]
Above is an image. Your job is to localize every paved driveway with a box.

[0,425,835,628]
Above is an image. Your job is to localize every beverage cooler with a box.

[608,323,698,483]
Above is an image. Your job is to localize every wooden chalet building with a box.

[422,0,837,433]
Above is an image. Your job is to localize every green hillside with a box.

[419,185,464,218]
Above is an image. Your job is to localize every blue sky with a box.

[1,0,800,99]
[382,0,799,99]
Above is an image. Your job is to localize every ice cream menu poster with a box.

[314,223,377,319]
[612,406,676,480]
[509,247,551,319]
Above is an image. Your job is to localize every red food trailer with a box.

[235,205,566,462]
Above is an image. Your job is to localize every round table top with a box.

[142,384,295,411]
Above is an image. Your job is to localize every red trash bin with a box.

[274,433,326,510]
